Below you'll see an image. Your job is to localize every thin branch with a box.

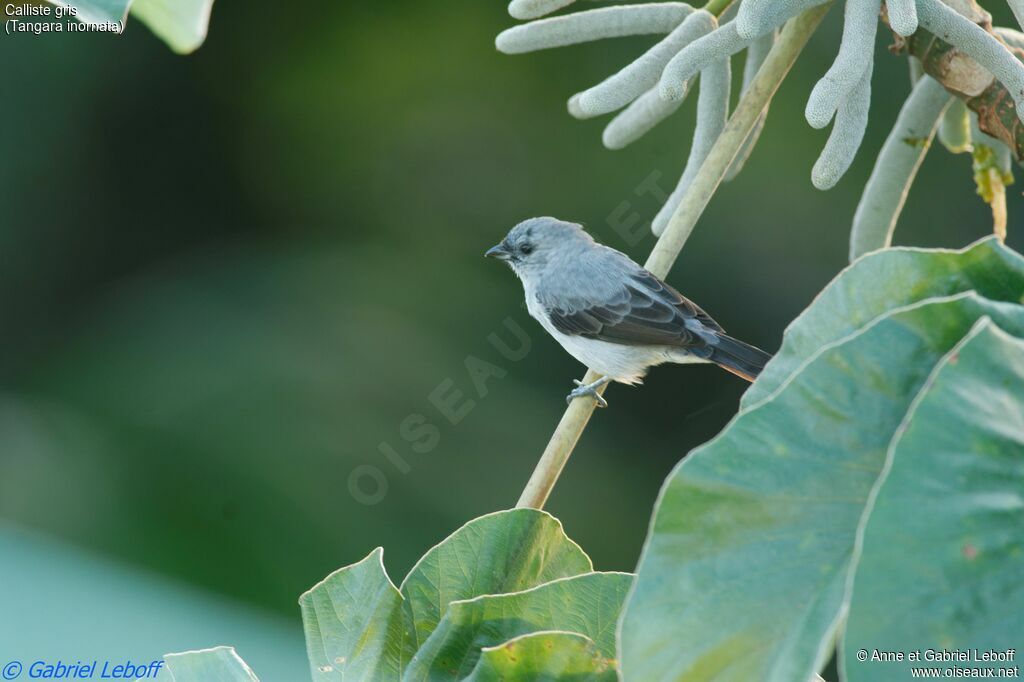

[648,4,832,273]
[989,176,1008,241]
[897,0,1024,159]
[726,29,776,180]
[515,4,832,510]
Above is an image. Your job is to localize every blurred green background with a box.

[1,1,1022,677]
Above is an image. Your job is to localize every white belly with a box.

[551,331,663,383]
[525,291,682,383]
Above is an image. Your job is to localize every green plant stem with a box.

[648,4,831,271]
[515,4,832,511]
[972,144,1011,242]
[702,0,736,18]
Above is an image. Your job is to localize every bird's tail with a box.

[709,334,772,383]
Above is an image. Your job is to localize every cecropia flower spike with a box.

[508,0,579,21]
[570,9,715,119]
[604,80,695,149]
[997,26,1024,51]
[1006,0,1024,32]
[498,0,1024,249]
[813,52,874,189]
[885,0,919,36]
[735,0,830,39]
[496,3,693,54]
[805,0,880,129]
[660,21,749,100]
[653,55,731,235]
[851,76,952,259]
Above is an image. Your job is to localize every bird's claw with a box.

[566,378,609,408]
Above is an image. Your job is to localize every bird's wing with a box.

[540,268,725,349]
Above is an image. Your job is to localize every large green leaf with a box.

[464,632,617,682]
[405,572,631,680]
[843,321,1024,681]
[618,293,1024,682]
[300,548,409,681]
[46,0,214,53]
[744,238,1024,408]
[52,0,129,23]
[300,509,592,681]
[400,509,593,649]
[130,0,215,54]
[163,646,260,681]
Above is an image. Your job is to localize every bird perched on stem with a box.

[486,217,772,407]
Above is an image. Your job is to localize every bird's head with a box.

[485,217,593,278]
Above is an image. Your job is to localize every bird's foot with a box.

[566,377,611,408]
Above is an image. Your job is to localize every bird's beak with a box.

[485,243,512,261]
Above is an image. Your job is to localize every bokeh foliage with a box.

[2,0,1023,660]
[183,242,1024,682]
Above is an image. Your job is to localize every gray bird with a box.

[486,217,772,407]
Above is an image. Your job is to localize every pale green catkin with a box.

[660,21,748,100]
[1008,0,1024,32]
[653,56,732,236]
[805,0,880,129]
[570,9,714,119]
[885,0,919,36]
[735,0,831,39]
[812,53,874,189]
[996,26,1024,51]
[850,76,952,260]
[497,3,693,54]
[498,0,1024,243]
[508,0,578,21]
[603,85,690,149]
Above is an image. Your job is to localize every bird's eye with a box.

[520,243,534,255]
